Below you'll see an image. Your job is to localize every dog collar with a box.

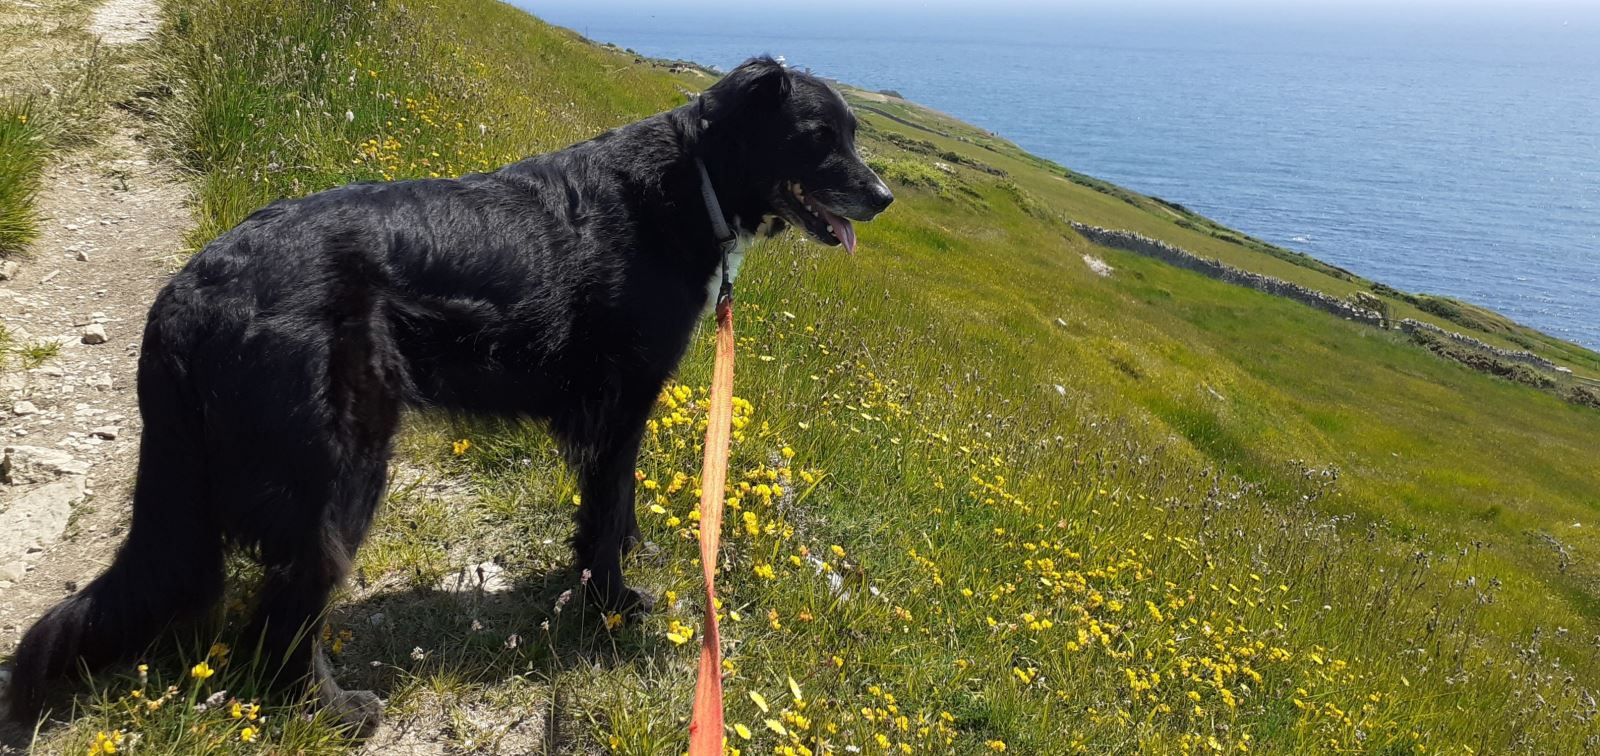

[695,158,737,305]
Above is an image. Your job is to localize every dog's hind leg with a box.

[244,497,382,737]
[4,355,224,723]
[239,445,391,737]
[238,286,400,738]
[562,387,659,615]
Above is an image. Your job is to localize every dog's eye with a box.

[813,124,836,144]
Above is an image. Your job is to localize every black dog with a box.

[2,56,891,733]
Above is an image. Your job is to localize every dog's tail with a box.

[3,335,224,724]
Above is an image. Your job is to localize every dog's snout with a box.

[865,178,894,214]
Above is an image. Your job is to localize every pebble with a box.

[90,426,119,440]
[81,323,108,344]
[0,260,18,280]
[12,400,39,416]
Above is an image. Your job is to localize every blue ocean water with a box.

[527,3,1600,349]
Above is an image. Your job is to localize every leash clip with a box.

[697,157,737,314]
[716,242,735,311]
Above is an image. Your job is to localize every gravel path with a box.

[0,0,189,742]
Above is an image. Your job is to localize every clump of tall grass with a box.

[0,33,120,258]
[0,98,46,256]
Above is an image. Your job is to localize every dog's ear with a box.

[698,56,791,128]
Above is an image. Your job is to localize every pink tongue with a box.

[815,205,857,254]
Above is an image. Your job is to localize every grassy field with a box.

[20,0,1600,753]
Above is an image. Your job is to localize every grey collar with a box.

[695,158,737,303]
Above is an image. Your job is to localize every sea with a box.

[526,2,1600,349]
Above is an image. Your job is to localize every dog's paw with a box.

[629,539,666,564]
[594,584,656,618]
[328,688,383,739]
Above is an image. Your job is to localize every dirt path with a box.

[0,0,188,729]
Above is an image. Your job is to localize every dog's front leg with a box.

[569,418,655,615]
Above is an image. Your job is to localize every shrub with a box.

[1417,295,1490,332]
[866,156,948,195]
[1564,384,1600,409]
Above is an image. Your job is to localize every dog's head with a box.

[697,57,894,252]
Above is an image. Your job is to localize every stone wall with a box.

[1395,319,1564,373]
[1070,221,1578,379]
[1069,223,1385,327]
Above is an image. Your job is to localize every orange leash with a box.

[688,294,735,755]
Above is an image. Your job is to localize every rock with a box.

[12,400,38,416]
[90,373,114,390]
[74,249,90,262]
[90,425,119,440]
[1081,254,1114,278]
[1,445,90,484]
[34,364,65,377]
[0,561,27,582]
[0,260,17,280]
[81,323,108,344]
[436,561,511,594]
[368,612,386,627]
[0,475,85,563]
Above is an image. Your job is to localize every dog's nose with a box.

[863,177,894,215]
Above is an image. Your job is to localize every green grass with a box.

[17,0,1600,753]
[0,100,46,256]
[0,321,66,376]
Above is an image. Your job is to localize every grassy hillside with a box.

[29,0,1600,752]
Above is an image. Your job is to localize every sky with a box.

[530,0,1600,40]
[533,0,1597,12]
[530,0,1599,58]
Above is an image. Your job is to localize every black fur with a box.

[0,57,890,735]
